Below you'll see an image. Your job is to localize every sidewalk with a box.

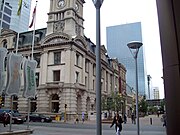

[54,114,163,126]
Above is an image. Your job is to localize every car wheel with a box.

[41,119,45,122]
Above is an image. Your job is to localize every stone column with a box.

[40,51,48,85]
[81,92,87,113]
[18,90,28,112]
[37,89,49,112]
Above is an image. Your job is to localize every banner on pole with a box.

[5,53,23,96]
[23,59,37,98]
[0,48,8,94]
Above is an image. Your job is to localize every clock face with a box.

[57,0,66,8]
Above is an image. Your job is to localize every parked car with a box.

[0,109,25,124]
[28,113,52,122]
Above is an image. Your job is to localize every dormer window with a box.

[18,35,25,45]
[35,31,43,43]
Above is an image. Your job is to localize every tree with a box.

[101,91,125,119]
[138,97,148,114]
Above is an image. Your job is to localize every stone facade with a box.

[0,0,127,120]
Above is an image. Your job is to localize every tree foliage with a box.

[101,92,124,112]
[138,97,148,114]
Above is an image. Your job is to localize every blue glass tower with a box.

[5,0,31,32]
[106,22,147,96]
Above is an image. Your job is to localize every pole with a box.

[135,57,140,135]
[31,1,38,60]
[148,81,150,99]
[147,75,151,99]
[27,98,30,129]
[9,96,13,132]
[95,7,102,135]
[64,106,66,122]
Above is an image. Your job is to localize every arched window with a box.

[77,95,82,114]
[30,96,37,112]
[12,96,18,110]
[51,94,59,113]
[2,39,7,48]
[86,97,90,112]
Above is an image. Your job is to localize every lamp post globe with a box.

[92,0,104,8]
[127,41,143,135]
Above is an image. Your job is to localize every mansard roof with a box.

[0,27,125,72]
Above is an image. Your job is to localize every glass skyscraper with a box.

[4,0,31,32]
[0,0,12,29]
[106,22,147,96]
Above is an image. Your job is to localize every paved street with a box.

[0,115,166,135]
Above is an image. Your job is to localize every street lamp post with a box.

[127,41,143,135]
[92,0,104,135]
[147,75,151,99]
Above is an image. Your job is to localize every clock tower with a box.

[47,0,85,37]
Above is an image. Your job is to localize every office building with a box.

[0,0,12,29]
[153,87,160,99]
[4,0,31,32]
[107,22,147,96]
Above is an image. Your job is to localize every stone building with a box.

[0,0,126,120]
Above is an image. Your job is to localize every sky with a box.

[30,0,164,99]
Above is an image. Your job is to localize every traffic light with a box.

[65,104,67,108]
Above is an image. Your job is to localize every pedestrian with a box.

[162,114,166,127]
[2,111,10,127]
[123,113,127,124]
[82,112,85,124]
[110,113,123,135]
[157,111,160,117]
[131,113,135,124]
[74,113,79,124]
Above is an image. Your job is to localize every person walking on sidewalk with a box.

[74,113,79,124]
[123,113,127,124]
[110,113,124,135]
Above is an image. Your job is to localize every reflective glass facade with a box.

[5,0,31,32]
[0,0,12,29]
[106,22,147,95]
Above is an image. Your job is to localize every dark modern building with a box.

[106,22,147,96]
[0,0,12,29]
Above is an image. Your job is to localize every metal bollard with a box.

[150,118,152,125]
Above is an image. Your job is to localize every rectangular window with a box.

[85,76,87,87]
[110,74,113,91]
[4,7,12,16]
[53,70,60,81]
[54,52,61,64]
[93,64,96,75]
[102,68,105,78]
[85,59,89,72]
[76,53,80,66]
[3,14,11,23]
[93,80,95,91]
[35,72,39,87]
[75,71,79,83]
[106,71,108,91]
[2,22,9,29]
[34,53,41,68]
